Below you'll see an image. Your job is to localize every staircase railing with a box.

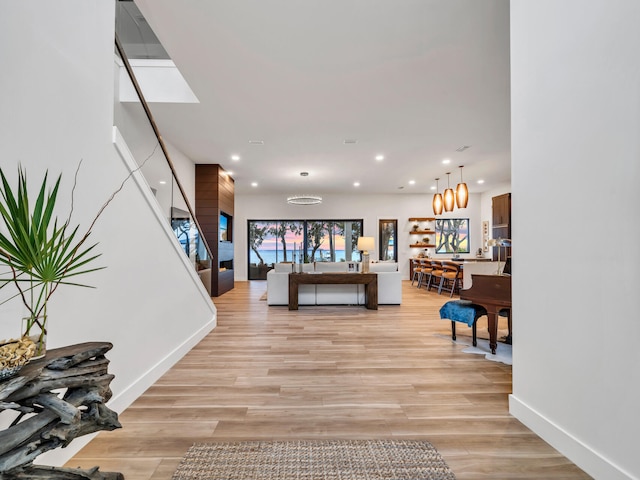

[114,35,213,281]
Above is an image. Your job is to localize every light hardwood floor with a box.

[68,280,591,479]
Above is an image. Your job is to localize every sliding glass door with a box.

[247,219,363,280]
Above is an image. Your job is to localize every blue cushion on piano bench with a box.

[439,300,488,326]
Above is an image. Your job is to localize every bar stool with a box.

[417,259,434,289]
[439,261,463,297]
[427,260,444,292]
[411,258,424,286]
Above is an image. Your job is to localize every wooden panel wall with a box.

[195,164,235,296]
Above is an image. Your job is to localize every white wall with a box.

[0,0,216,465]
[510,2,640,479]
[234,192,485,280]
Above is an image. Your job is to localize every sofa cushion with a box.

[314,262,349,272]
[274,262,293,273]
[369,262,398,273]
[274,262,314,273]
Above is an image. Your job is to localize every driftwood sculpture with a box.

[0,342,123,479]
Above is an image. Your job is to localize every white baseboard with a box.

[37,314,216,467]
[509,394,637,480]
[107,314,216,413]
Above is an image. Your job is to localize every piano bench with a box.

[439,300,488,347]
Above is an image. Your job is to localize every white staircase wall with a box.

[0,0,216,465]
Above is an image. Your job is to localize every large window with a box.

[435,218,470,254]
[248,219,363,279]
[378,219,397,261]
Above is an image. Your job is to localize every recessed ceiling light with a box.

[477,179,485,184]
[375,154,384,161]
[231,155,240,161]
[430,186,436,190]
[251,182,258,187]
[353,182,360,187]
[442,158,451,164]
[159,180,167,185]
[408,180,415,185]
[248,140,264,145]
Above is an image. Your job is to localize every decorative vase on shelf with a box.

[412,224,419,232]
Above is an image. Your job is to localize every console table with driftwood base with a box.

[0,342,123,479]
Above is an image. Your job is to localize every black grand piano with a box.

[460,272,512,354]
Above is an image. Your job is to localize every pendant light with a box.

[455,165,469,208]
[443,172,455,212]
[287,172,323,205]
[432,178,443,215]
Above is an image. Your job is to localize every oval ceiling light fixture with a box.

[442,158,451,165]
[287,172,323,205]
[455,165,469,208]
[443,172,455,212]
[408,180,416,185]
[353,181,361,187]
[432,178,443,215]
[287,194,323,205]
[375,154,384,161]
[231,154,240,161]
[477,179,485,184]
[251,182,258,187]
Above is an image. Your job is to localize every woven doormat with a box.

[172,439,456,479]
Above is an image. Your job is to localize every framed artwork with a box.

[435,218,470,254]
[482,220,489,252]
[378,219,397,261]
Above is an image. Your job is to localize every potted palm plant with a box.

[0,166,104,360]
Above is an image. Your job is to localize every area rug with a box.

[172,439,456,480]
[437,333,512,365]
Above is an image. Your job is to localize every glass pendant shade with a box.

[455,183,468,208]
[432,193,443,215]
[455,165,468,208]
[432,178,443,215]
[443,172,455,212]
[443,188,455,212]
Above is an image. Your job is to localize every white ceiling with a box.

[132,0,511,197]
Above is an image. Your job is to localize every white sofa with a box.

[266,261,402,306]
